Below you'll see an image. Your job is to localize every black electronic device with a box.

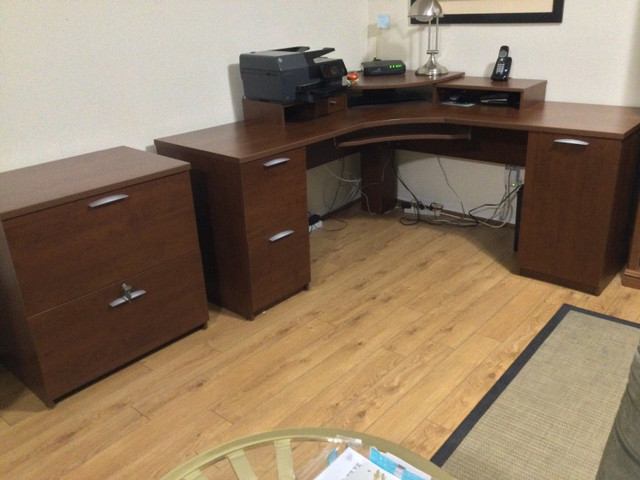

[239,46,347,104]
[362,60,406,76]
[491,45,512,81]
[480,93,509,104]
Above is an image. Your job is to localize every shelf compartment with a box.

[434,77,547,109]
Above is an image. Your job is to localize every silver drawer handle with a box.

[109,283,147,308]
[89,194,129,208]
[553,139,590,146]
[263,158,290,168]
[269,230,294,243]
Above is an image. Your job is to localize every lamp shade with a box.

[409,0,443,22]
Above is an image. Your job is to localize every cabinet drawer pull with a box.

[269,230,294,243]
[263,158,290,168]
[553,139,589,146]
[89,194,129,209]
[109,283,147,308]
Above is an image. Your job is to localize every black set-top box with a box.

[362,60,406,76]
[239,46,347,104]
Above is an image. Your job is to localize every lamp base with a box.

[415,53,448,77]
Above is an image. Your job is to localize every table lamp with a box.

[409,0,448,76]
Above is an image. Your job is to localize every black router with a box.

[362,60,406,76]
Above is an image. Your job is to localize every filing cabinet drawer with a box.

[28,253,208,401]
[4,172,199,316]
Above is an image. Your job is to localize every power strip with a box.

[402,207,438,220]
[309,220,323,232]
[402,201,443,219]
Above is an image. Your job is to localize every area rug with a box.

[431,304,640,480]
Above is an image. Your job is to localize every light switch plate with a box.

[377,14,390,29]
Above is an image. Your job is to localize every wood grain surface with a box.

[1,204,639,478]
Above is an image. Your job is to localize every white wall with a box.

[370,0,640,104]
[2,1,640,219]
[0,1,367,172]
[368,0,640,219]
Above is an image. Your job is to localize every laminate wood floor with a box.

[2,204,640,479]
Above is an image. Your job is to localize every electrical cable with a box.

[436,157,470,219]
[323,159,347,212]
[468,184,521,228]
[396,155,477,227]
[322,149,522,231]
[396,155,522,229]
[390,155,422,208]
[313,159,362,232]
[359,146,396,215]
[468,167,522,228]
[320,217,348,231]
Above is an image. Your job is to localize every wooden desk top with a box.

[155,100,640,164]
[348,70,464,90]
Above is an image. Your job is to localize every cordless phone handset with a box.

[491,45,512,81]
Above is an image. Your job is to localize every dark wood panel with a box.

[0,223,43,401]
[242,149,310,316]
[0,149,208,406]
[156,144,311,319]
[607,130,640,278]
[619,131,640,288]
[306,139,357,169]
[242,148,307,230]
[155,144,257,315]
[360,144,398,214]
[28,254,208,403]
[517,132,628,293]
[249,226,310,312]
[155,98,640,163]
[397,126,528,166]
[4,173,199,316]
[433,77,547,109]
[0,146,189,220]
[154,88,640,301]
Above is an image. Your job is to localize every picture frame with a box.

[410,0,564,24]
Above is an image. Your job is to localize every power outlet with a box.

[505,165,525,187]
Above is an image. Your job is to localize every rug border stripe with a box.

[430,303,639,466]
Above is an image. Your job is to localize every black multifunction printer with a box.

[239,46,347,104]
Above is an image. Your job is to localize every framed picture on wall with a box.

[411,0,564,24]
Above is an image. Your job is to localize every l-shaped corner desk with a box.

[155,72,640,319]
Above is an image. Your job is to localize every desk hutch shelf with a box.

[433,76,547,109]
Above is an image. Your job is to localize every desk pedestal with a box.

[518,131,640,295]
[360,144,398,214]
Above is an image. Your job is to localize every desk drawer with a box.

[5,172,199,316]
[241,148,308,229]
[28,253,208,402]
[248,217,310,311]
[240,148,309,312]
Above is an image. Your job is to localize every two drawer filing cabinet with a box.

[0,147,209,406]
